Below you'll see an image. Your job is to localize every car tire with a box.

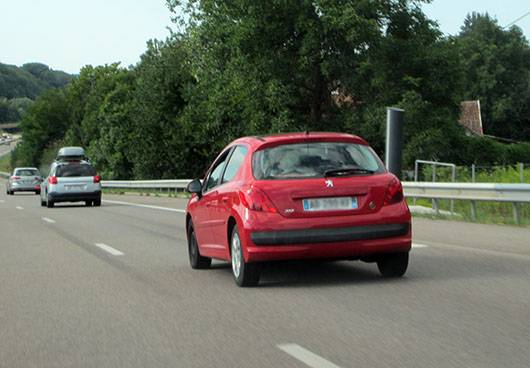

[85,201,92,206]
[231,225,262,287]
[40,198,46,207]
[187,222,211,269]
[46,195,54,208]
[377,252,409,278]
[35,190,40,195]
[93,199,101,207]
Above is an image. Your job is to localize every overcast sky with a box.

[0,1,529,75]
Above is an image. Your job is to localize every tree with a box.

[129,36,196,179]
[12,88,70,168]
[457,12,530,141]
[168,0,464,171]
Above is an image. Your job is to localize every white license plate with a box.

[303,197,358,211]
[65,185,85,191]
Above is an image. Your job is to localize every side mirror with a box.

[186,179,202,198]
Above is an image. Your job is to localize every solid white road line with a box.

[42,217,56,223]
[94,243,124,256]
[412,243,429,248]
[102,199,186,213]
[277,344,341,368]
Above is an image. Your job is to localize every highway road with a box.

[1,188,529,367]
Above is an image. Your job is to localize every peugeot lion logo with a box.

[325,179,333,188]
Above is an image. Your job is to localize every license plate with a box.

[65,185,85,191]
[303,197,358,211]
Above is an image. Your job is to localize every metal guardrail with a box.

[101,179,190,189]
[0,171,9,178]
[403,182,530,222]
[3,176,528,221]
[402,182,530,202]
[101,179,530,201]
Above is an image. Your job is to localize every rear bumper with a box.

[241,202,412,262]
[11,184,40,192]
[48,191,101,203]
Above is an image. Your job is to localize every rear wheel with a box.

[85,201,92,206]
[46,195,54,208]
[93,198,101,207]
[377,252,409,277]
[187,222,211,269]
[231,225,262,287]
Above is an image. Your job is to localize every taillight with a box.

[383,177,404,206]
[13,176,20,180]
[94,175,101,183]
[49,176,58,185]
[239,185,278,213]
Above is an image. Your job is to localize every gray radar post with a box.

[385,107,405,180]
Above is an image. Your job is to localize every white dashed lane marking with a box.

[42,217,56,223]
[412,243,428,248]
[94,243,124,256]
[16,206,23,210]
[277,344,341,368]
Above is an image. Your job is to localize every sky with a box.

[0,1,529,75]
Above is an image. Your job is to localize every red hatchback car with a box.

[185,132,411,286]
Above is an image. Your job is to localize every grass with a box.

[0,153,11,173]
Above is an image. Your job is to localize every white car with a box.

[6,167,42,195]
[40,147,102,208]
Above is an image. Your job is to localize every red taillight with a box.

[239,185,278,213]
[94,175,101,183]
[49,176,58,185]
[13,176,21,180]
[383,177,404,206]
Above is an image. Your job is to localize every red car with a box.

[186,132,411,286]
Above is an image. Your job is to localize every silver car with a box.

[40,161,102,207]
[6,167,42,195]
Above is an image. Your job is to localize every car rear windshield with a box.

[252,142,386,180]
[56,164,95,177]
[15,169,40,176]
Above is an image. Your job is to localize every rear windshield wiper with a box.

[324,168,375,177]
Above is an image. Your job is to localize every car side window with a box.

[222,146,248,184]
[203,148,232,193]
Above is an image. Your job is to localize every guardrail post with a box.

[520,163,524,183]
[471,201,476,219]
[513,202,519,223]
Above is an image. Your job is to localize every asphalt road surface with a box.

[1,188,529,368]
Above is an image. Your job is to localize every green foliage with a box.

[456,13,530,141]
[11,3,530,182]
[12,88,70,168]
[0,62,72,123]
[0,62,72,100]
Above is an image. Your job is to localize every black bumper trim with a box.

[250,222,409,246]
[49,191,101,203]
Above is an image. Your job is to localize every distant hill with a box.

[0,62,73,100]
[0,62,74,124]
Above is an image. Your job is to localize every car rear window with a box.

[15,169,40,176]
[56,164,95,177]
[252,142,386,180]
